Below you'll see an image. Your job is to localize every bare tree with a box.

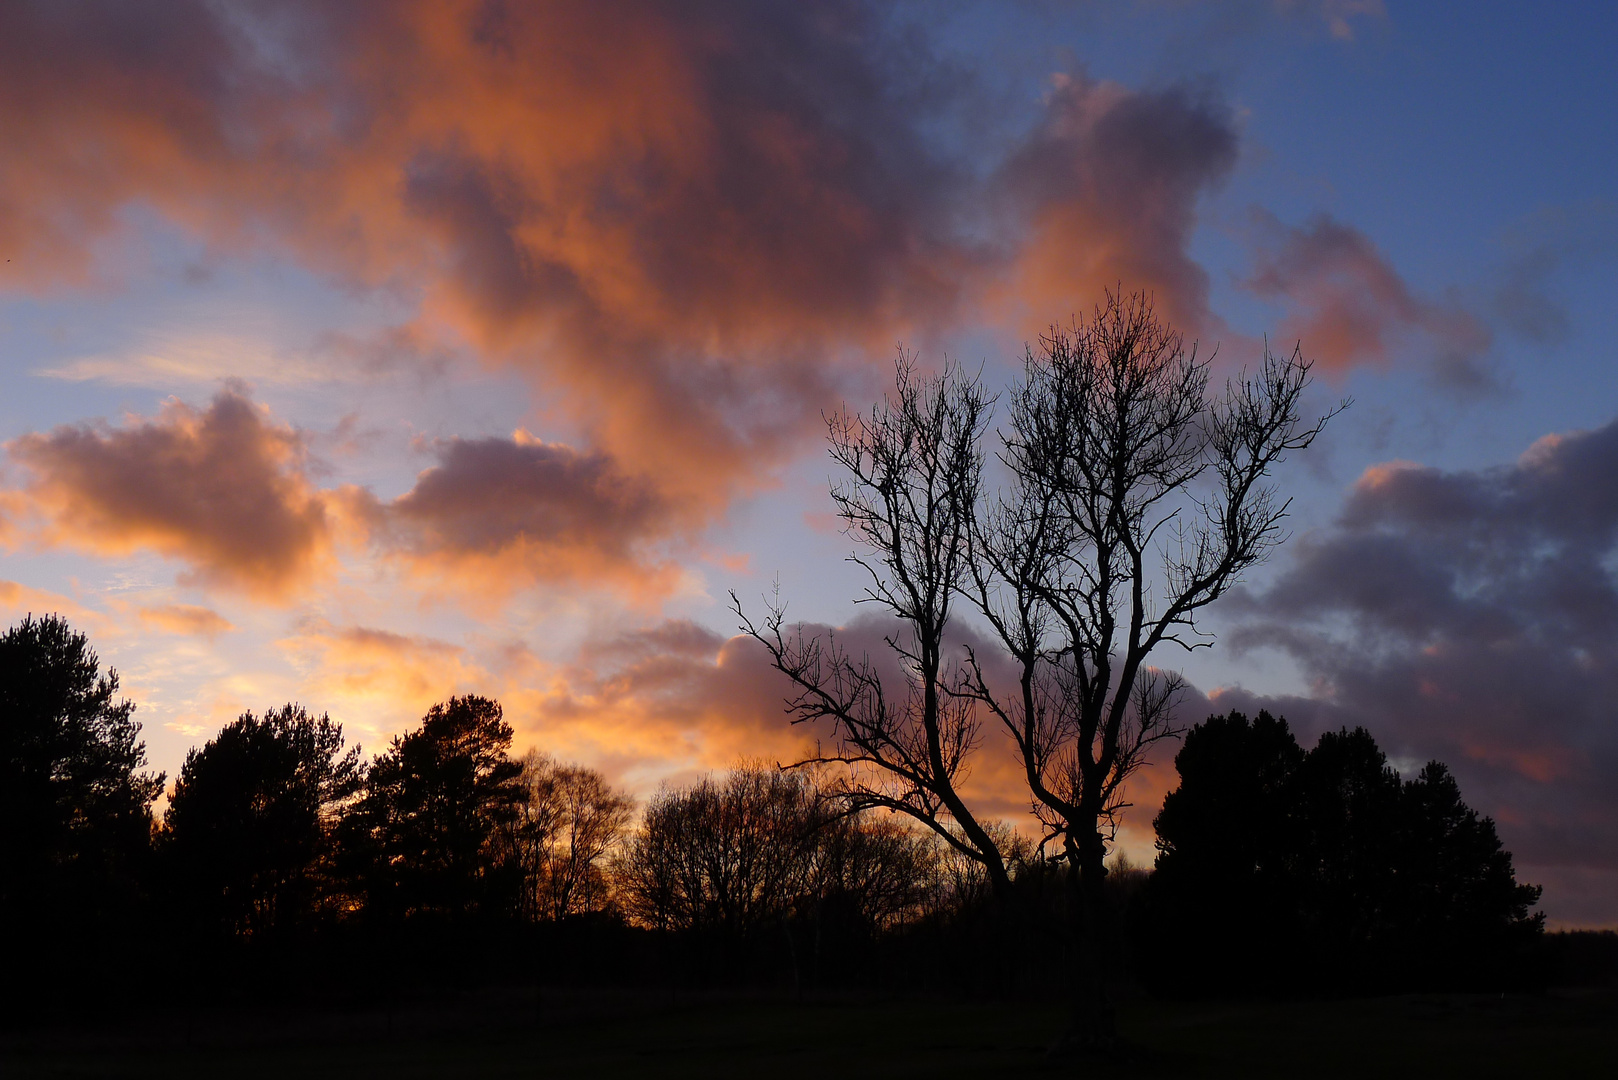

[545,760,634,919]
[737,292,1341,1049]
[509,751,633,922]
[732,354,1013,890]
[616,764,821,938]
[808,811,941,933]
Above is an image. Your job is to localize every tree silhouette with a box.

[1396,760,1544,945]
[618,765,821,939]
[1287,726,1408,963]
[807,810,938,935]
[739,292,1341,1046]
[1146,712,1543,993]
[1144,710,1307,992]
[735,355,1002,889]
[505,750,634,922]
[338,695,525,923]
[0,614,163,999]
[1151,710,1302,888]
[161,704,363,938]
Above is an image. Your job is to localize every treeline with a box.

[1,615,1005,1012]
[0,615,1594,1021]
[1137,711,1546,995]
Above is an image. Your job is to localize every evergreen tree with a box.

[1145,710,1305,992]
[340,695,524,923]
[0,614,163,999]
[162,704,363,938]
[1145,712,1542,994]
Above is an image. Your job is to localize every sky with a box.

[1,0,1615,927]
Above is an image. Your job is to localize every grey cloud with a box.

[1243,210,1496,390]
[1220,418,1618,922]
[374,435,679,591]
[1492,202,1618,346]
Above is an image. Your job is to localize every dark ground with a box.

[4,986,1615,1079]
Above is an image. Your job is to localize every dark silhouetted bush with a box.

[337,695,525,925]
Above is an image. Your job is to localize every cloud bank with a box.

[1220,417,1618,923]
[0,0,1266,520]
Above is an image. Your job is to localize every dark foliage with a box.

[0,614,164,1007]
[617,764,963,988]
[160,704,363,939]
[337,695,526,925]
[619,766,821,938]
[1145,710,1305,990]
[0,615,1582,1025]
[1140,710,1544,995]
[1542,930,1618,987]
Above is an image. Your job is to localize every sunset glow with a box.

[2,1,1615,928]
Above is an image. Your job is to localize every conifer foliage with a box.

[0,615,163,1004]
[162,705,363,937]
[1144,711,1543,993]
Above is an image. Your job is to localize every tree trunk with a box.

[1047,825,1121,1062]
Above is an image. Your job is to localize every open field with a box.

[4,987,1616,1079]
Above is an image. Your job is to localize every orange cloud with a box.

[4,388,695,603]
[276,619,493,740]
[136,603,233,640]
[0,2,959,503]
[1244,211,1493,384]
[0,1,1270,524]
[995,75,1239,344]
[6,387,332,600]
[266,616,809,790]
[0,578,110,634]
[509,621,816,782]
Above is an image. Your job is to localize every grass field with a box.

[4,986,1615,1078]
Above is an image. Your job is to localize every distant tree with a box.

[1396,760,1543,946]
[617,764,821,939]
[161,704,363,937]
[339,695,525,922]
[505,750,634,921]
[1151,710,1302,886]
[0,614,163,992]
[1285,726,1408,962]
[807,811,938,935]
[1146,712,1543,993]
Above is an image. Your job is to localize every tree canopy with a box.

[0,614,164,1001]
[1145,711,1543,994]
[0,614,1562,1016]
[162,704,363,937]
[338,695,526,922]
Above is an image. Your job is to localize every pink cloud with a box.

[6,388,332,600]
